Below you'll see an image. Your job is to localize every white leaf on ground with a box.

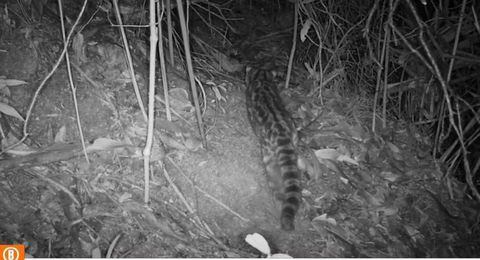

[315,149,358,165]
[380,171,399,182]
[313,213,337,226]
[337,154,359,165]
[314,148,340,160]
[386,142,403,160]
[86,138,130,152]
[118,192,132,203]
[91,246,101,258]
[54,125,67,143]
[0,78,27,87]
[270,253,293,258]
[245,233,271,256]
[386,141,400,153]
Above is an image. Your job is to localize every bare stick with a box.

[57,0,89,164]
[175,0,207,149]
[472,5,480,35]
[446,0,467,82]
[372,24,388,133]
[143,0,159,204]
[157,2,172,121]
[284,0,298,89]
[363,0,381,67]
[112,0,147,122]
[381,25,391,129]
[381,0,395,129]
[166,0,175,66]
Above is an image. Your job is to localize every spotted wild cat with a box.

[245,65,301,231]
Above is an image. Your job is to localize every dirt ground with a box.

[1,2,480,258]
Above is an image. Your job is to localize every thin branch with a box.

[175,0,207,149]
[143,0,159,204]
[166,0,175,66]
[58,0,90,164]
[285,1,298,89]
[157,1,172,121]
[112,0,147,122]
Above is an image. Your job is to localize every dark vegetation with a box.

[0,0,479,257]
